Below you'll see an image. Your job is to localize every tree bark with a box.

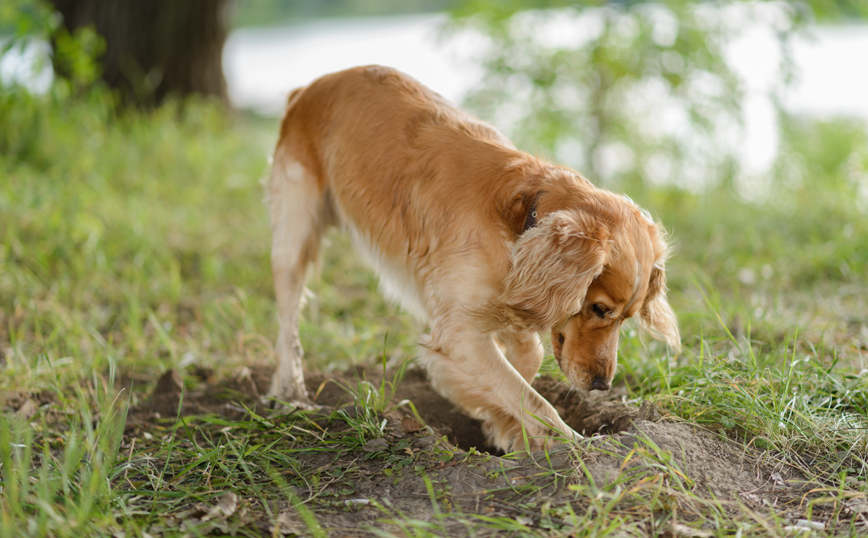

[49,0,230,107]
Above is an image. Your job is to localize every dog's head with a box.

[500,184,680,391]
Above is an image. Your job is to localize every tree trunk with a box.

[49,0,230,107]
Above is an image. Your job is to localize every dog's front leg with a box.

[419,328,579,452]
[496,331,544,385]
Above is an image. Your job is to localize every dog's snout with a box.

[591,377,610,391]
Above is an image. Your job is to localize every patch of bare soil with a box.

[119,365,845,536]
[0,389,57,421]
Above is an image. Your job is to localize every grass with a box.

[0,377,126,538]
[2,78,868,536]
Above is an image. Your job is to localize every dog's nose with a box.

[591,377,610,391]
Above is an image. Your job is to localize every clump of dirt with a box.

[534,376,649,436]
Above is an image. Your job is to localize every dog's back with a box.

[273,66,538,314]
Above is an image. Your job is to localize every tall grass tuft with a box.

[0,380,127,538]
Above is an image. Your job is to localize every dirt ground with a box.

[111,364,851,536]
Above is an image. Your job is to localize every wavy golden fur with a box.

[267,66,680,451]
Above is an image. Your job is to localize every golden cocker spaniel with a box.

[267,65,680,451]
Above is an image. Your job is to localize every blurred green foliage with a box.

[0,0,53,36]
[0,0,104,95]
[233,0,462,27]
[450,0,868,193]
[777,113,868,183]
[454,0,868,24]
[453,1,741,192]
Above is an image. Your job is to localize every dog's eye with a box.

[557,333,565,346]
[592,304,609,318]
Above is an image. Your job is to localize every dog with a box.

[266,65,680,452]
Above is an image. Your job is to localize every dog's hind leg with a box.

[267,154,327,404]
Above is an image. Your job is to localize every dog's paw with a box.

[482,415,519,452]
[264,378,310,406]
[485,414,583,453]
[511,427,583,453]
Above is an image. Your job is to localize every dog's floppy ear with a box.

[639,235,681,352]
[498,210,611,331]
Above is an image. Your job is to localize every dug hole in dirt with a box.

[125,364,825,536]
[305,366,641,452]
